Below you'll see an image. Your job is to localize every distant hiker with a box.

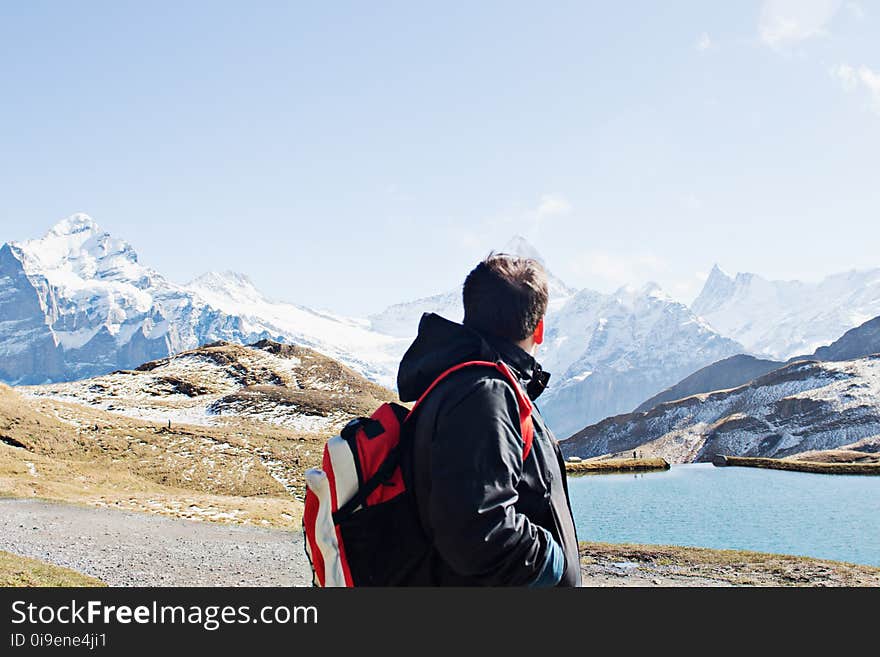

[633,450,637,460]
[167,419,171,430]
[396,254,581,586]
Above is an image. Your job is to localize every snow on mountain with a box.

[538,282,744,437]
[368,291,462,339]
[561,355,880,463]
[19,214,880,446]
[0,215,405,386]
[692,264,880,360]
[184,270,404,383]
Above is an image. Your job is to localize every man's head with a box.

[462,253,549,353]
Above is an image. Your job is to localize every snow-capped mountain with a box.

[561,355,880,463]
[538,283,743,437]
[692,264,880,360]
[369,240,744,437]
[0,214,405,386]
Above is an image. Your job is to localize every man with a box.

[397,253,581,586]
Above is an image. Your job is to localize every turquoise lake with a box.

[566,463,880,567]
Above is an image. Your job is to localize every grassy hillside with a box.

[1,341,398,528]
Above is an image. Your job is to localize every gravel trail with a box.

[5,498,877,587]
[0,498,313,587]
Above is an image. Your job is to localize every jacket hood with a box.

[397,313,550,402]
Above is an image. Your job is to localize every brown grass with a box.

[0,386,321,528]
[0,550,105,587]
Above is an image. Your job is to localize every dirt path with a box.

[0,498,311,587]
[3,498,878,587]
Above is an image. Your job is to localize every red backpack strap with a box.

[407,360,534,461]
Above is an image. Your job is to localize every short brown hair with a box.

[462,253,549,342]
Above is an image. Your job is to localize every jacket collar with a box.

[396,313,551,402]
[476,328,551,401]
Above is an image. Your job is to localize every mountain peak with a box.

[13,214,141,274]
[641,281,672,301]
[692,263,737,316]
[500,235,545,264]
[48,213,101,238]
[708,263,731,280]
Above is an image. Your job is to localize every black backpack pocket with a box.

[337,492,429,587]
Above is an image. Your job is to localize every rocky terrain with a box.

[635,354,783,413]
[579,542,880,587]
[24,338,394,436]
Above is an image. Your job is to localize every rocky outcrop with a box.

[0,244,65,383]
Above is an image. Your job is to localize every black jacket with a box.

[397,313,581,587]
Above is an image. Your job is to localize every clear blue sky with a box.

[1,1,878,315]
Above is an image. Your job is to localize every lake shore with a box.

[713,454,880,475]
[565,457,670,474]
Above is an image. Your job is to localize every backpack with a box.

[302,359,535,587]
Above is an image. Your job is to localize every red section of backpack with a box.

[356,403,407,507]
[302,493,325,584]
